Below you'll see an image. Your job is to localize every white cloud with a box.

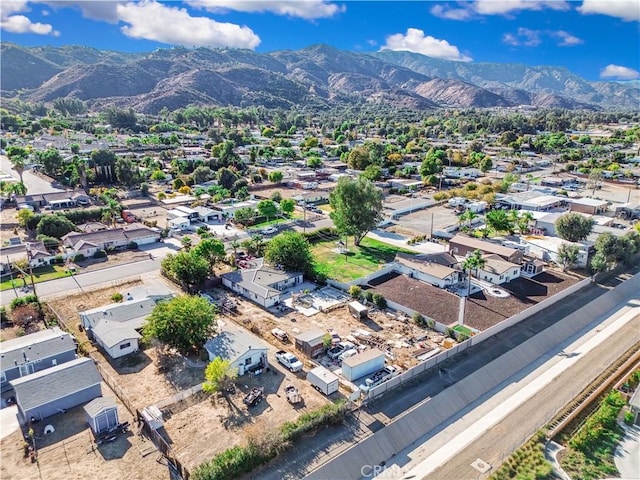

[0,14,59,35]
[600,64,640,80]
[578,0,640,21]
[116,1,261,49]
[380,28,472,62]
[187,0,345,19]
[552,30,583,46]
[430,0,569,20]
[49,1,123,23]
[503,28,583,47]
[502,27,542,46]
[430,4,473,20]
[0,1,59,36]
[473,0,569,15]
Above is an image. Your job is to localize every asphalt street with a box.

[0,155,63,195]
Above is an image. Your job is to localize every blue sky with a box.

[1,1,638,81]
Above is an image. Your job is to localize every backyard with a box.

[312,236,415,283]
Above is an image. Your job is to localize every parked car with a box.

[262,226,278,235]
[327,341,356,360]
[338,348,359,362]
[275,350,304,372]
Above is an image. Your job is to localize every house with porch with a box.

[1,327,77,392]
[520,235,591,269]
[221,261,304,308]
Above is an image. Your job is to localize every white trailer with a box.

[307,366,339,395]
[341,348,385,382]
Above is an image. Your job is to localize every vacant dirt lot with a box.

[370,269,582,331]
[0,382,167,480]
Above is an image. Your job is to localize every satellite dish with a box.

[44,425,55,435]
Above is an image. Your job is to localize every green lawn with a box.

[312,236,415,283]
[453,325,474,336]
[0,265,71,292]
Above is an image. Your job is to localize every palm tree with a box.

[7,181,27,197]
[462,249,487,298]
[9,156,26,185]
[517,211,534,234]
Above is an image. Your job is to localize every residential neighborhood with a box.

[1,106,639,480]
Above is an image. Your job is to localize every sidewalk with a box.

[615,421,640,479]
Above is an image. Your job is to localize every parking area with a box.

[392,203,461,237]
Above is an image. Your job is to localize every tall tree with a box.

[193,238,226,269]
[485,209,515,234]
[6,146,28,184]
[161,251,210,291]
[257,199,278,222]
[329,176,383,246]
[36,215,76,239]
[557,243,580,271]
[264,231,314,275]
[143,295,216,355]
[555,213,594,242]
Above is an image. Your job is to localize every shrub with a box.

[53,255,65,265]
[446,327,456,339]
[624,411,634,425]
[348,285,362,298]
[10,295,39,310]
[73,253,86,262]
[93,249,107,259]
[111,293,124,303]
[128,241,138,250]
[362,291,373,303]
[372,293,387,309]
[413,312,425,326]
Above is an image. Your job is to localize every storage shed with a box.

[84,397,118,434]
[10,357,102,422]
[341,348,385,382]
[294,328,326,358]
[348,301,369,320]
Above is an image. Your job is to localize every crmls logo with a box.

[360,464,407,479]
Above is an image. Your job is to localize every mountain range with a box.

[1,43,637,113]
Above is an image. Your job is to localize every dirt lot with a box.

[0,382,167,480]
[370,268,582,331]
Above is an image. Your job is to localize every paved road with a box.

[0,155,63,195]
[406,301,640,479]
[254,271,638,480]
[0,259,159,305]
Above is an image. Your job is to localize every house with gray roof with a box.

[394,253,462,289]
[11,357,102,422]
[221,262,303,308]
[1,327,77,392]
[204,320,269,376]
[62,227,160,257]
[80,294,172,358]
[475,254,522,285]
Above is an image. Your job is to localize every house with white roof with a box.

[393,253,462,288]
[520,235,591,269]
[221,261,303,308]
[79,290,173,358]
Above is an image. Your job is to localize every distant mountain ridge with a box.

[1,42,637,113]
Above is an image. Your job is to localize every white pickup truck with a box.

[359,366,400,393]
[275,350,304,373]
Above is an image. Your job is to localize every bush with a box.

[362,291,373,303]
[73,254,86,262]
[93,249,107,259]
[624,411,634,425]
[348,285,362,298]
[372,293,387,309]
[413,312,425,326]
[10,295,39,310]
[128,241,138,250]
[111,293,124,303]
[53,255,65,265]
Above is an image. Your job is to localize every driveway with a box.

[0,405,20,440]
